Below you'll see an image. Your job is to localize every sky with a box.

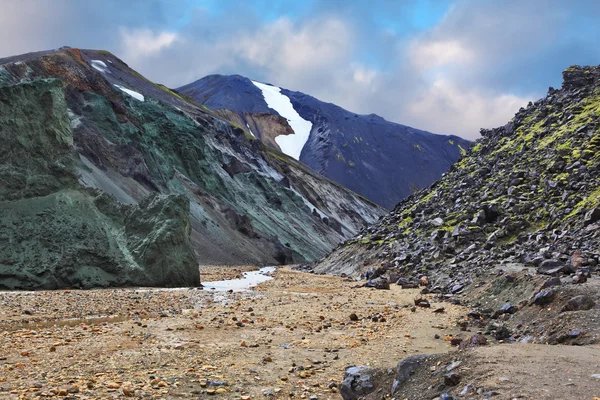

[1,0,599,139]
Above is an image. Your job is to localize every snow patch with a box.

[251,80,312,160]
[245,123,256,137]
[203,267,276,291]
[114,84,145,101]
[91,60,109,73]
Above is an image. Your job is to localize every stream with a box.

[202,266,276,291]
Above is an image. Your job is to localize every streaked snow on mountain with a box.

[114,84,145,101]
[91,60,109,73]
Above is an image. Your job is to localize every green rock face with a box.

[0,79,75,201]
[0,79,199,289]
[0,48,384,289]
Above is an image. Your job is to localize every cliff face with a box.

[0,48,384,289]
[0,79,199,289]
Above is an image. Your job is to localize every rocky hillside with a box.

[317,66,600,348]
[178,74,470,209]
[0,48,384,289]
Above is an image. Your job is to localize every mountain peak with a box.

[179,73,470,208]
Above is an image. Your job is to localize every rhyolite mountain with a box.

[178,74,471,209]
[0,47,384,290]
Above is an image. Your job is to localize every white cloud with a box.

[352,65,378,86]
[409,39,476,69]
[229,17,352,79]
[119,28,179,60]
[406,78,530,136]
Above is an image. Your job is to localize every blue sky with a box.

[1,0,599,139]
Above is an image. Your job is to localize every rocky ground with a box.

[1,268,598,399]
[0,267,465,399]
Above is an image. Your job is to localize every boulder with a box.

[364,277,390,290]
[532,290,556,306]
[584,207,600,226]
[339,366,376,400]
[459,334,488,349]
[391,355,430,395]
[483,204,501,223]
[561,295,596,312]
[537,260,567,275]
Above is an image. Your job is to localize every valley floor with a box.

[0,268,598,399]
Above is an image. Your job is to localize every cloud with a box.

[233,18,351,71]
[352,65,378,86]
[0,0,599,140]
[409,39,475,69]
[119,29,179,60]
[408,78,530,135]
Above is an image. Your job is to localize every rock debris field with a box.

[1,267,599,399]
[0,267,465,399]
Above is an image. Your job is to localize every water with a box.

[202,267,276,291]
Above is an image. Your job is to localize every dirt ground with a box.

[365,342,600,400]
[0,267,466,399]
[1,268,599,399]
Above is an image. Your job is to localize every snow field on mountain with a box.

[251,80,312,160]
[91,60,109,73]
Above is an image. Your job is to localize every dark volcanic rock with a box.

[537,260,568,275]
[532,290,557,306]
[391,355,430,395]
[561,295,596,312]
[339,366,376,400]
[458,334,488,349]
[584,207,600,226]
[364,277,390,290]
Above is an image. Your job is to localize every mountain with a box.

[315,65,600,349]
[0,47,384,290]
[177,74,471,209]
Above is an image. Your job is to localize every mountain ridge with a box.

[178,74,471,209]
